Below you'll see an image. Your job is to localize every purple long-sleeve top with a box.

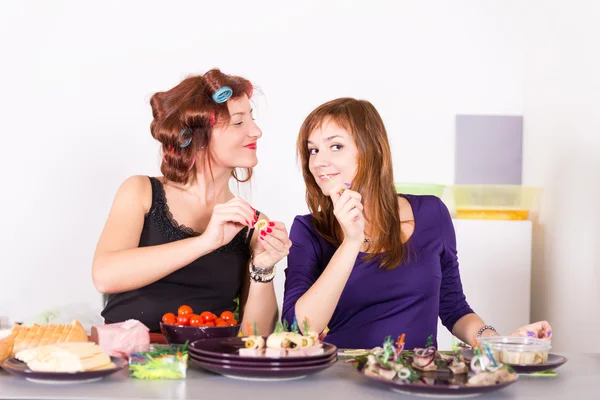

[282,194,474,349]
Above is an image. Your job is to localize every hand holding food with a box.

[252,221,292,270]
[202,197,256,251]
[329,184,365,245]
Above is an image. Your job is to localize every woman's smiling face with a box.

[307,119,359,194]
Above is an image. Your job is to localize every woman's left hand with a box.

[508,320,553,341]
[252,221,292,269]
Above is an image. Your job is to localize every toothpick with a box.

[323,173,345,194]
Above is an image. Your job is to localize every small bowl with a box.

[160,323,239,345]
[477,336,551,365]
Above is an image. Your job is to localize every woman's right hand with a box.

[202,197,256,251]
[329,183,365,245]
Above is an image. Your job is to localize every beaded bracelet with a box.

[476,325,498,337]
[249,264,276,283]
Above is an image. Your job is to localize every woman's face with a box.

[307,119,359,195]
[209,94,262,168]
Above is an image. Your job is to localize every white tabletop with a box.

[1,353,598,400]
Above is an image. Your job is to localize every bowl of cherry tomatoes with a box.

[160,305,240,345]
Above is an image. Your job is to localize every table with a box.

[1,353,598,399]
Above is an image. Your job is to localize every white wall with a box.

[520,1,600,352]
[2,1,591,352]
[0,0,526,325]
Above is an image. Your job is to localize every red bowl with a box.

[160,322,239,345]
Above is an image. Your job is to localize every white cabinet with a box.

[436,219,532,349]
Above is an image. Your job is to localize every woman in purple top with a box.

[282,98,552,349]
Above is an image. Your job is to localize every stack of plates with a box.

[189,337,337,381]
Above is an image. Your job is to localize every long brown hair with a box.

[297,98,404,270]
[150,68,254,184]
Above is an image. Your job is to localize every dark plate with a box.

[190,336,336,362]
[190,355,337,381]
[1,356,127,384]
[189,351,337,367]
[160,322,239,345]
[357,364,518,398]
[461,350,567,373]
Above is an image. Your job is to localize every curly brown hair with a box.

[150,68,254,183]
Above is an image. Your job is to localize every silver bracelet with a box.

[251,264,274,274]
[477,325,497,337]
[249,264,276,283]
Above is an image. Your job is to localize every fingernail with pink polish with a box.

[267,228,272,233]
[268,222,275,227]
[260,230,266,236]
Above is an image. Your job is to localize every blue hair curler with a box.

[179,127,193,148]
[212,86,233,103]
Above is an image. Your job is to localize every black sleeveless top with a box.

[101,177,257,332]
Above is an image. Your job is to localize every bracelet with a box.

[250,269,275,283]
[249,264,276,283]
[251,264,274,274]
[476,325,497,338]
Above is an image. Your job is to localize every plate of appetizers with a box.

[189,320,336,361]
[348,334,518,398]
[189,319,337,381]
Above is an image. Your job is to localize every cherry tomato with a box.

[189,314,203,327]
[214,318,225,325]
[177,315,190,326]
[200,311,216,323]
[203,321,215,327]
[178,305,193,316]
[220,311,235,321]
[210,313,218,321]
[228,319,238,326]
[162,312,177,325]
[216,319,229,327]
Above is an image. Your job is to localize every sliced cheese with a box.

[15,342,113,373]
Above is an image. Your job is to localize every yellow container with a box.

[394,183,446,197]
[451,185,542,220]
